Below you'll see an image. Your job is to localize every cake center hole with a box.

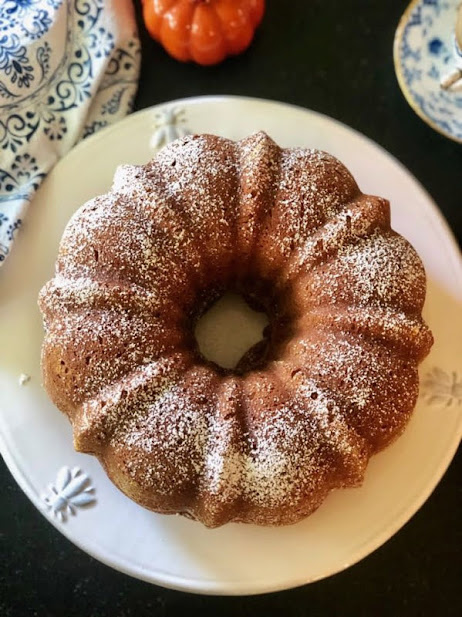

[194,292,269,370]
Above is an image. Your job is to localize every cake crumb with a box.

[18,373,31,386]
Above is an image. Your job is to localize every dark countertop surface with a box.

[2,1,461,615]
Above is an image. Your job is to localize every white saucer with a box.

[1,96,461,595]
[394,0,462,142]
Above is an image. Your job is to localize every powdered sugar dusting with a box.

[253,147,359,262]
[105,367,367,513]
[284,328,423,451]
[38,132,433,527]
[335,231,425,306]
[289,229,427,317]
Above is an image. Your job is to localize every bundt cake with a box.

[38,132,433,527]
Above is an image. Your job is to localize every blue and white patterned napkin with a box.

[0,0,140,265]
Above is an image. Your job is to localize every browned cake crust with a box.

[38,132,433,527]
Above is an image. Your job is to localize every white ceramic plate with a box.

[1,96,461,596]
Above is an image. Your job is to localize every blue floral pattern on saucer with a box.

[394,0,462,142]
[0,0,140,265]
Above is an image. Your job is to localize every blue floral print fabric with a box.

[0,0,140,264]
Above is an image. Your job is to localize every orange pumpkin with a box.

[142,0,265,66]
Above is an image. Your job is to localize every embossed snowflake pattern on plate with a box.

[41,466,96,522]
